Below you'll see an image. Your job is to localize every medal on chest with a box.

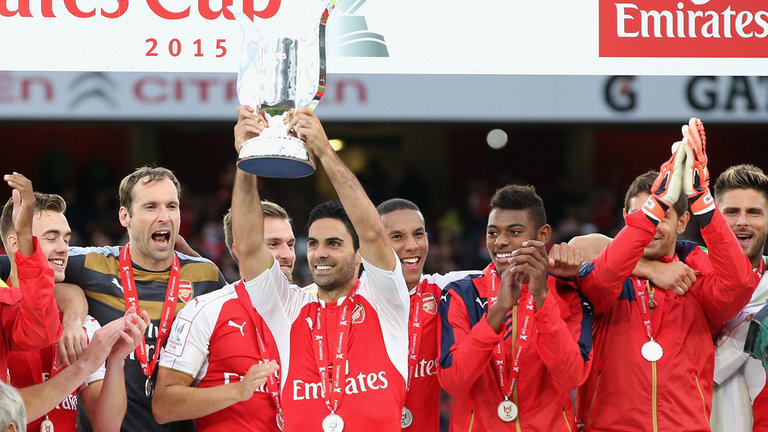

[497,399,518,423]
[400,407,413,428]
[636,280,664,362]
[488,270,534,423]
[40,417,54,432]
[322,413,345,432]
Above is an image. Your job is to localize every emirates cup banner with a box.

[2,0,768,74]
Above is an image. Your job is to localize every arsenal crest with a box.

[351,303,365,324]
[421,293,437,315]
[178,280,193,303]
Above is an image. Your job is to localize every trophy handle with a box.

[308,0,338,110]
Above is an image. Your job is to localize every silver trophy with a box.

[237,1,336,178]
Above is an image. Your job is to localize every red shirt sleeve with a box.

[534,277,593,392]
[578,210,656,314]
[688,208,755,331]
[2,237,62,351]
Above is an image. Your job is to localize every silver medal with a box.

[145,377,154,398]
[497,400,518,422]
[40,417,54,432]
[322,413,345,432]
[641,340,663,362]
[401,407,413,428]
[276,410,285,431]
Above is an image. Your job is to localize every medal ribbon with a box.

[755,257,766,280]
[234,281,282,416]
[119,243,181,379]
[405,279,427,392]
[310,280,361,414]
[635,280,663,342]
[487,269,536,400]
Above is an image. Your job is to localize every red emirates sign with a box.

[600,0,768,57]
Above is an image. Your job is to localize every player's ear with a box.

[119,206,131,228]
[537,224,552,243]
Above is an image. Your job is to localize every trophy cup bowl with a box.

[236,2,335,178]
[237,37,315,178]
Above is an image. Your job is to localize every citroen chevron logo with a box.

[69,72,117,109]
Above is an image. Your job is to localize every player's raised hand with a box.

[286,108,330,161]
[642,139,686,225]
[682,118,715,216]
[5,172,36,257]
[234,105,267,154]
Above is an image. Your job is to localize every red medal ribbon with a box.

[755,257,766,280]
[405,279,427,392]
[119,243,181,379]
[234,281,283,416]
[487,269,536,400]
[635,280,663,342]
[310,280,361,414]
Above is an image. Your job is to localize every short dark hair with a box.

[624,170,687,217]
[714,164,768,205]
[489,185,546,229]
[1,192,67,244]
[376,198,420,216]
[119,166,181,215]
[222,200,291,262]
[308,200,359,250]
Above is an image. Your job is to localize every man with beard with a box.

[576,120,753,431]
[153,199,296,431]
[709,164,768,432]
[230,106,409,431]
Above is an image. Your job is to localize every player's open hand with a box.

[235,361,279,402]
[5,172,36,257]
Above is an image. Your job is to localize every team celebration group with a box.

[0,108,767,432]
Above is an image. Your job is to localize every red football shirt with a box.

[402,272,477,431]
[8,317,103,432]
[245,254,410,431]
[159,283,282,432]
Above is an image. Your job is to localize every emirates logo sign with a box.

[600,0,768,57]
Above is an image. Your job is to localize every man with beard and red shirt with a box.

[576,119,754,431]
[231,107,409,431]
[438,184,592,431]
[153,201,296,431]
[377,198,478,431]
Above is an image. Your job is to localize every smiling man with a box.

[231,106,409,431]
[62,166,226,432]
[709,164,768,432]
[377,198,477,431]
[576,120,754,431]
[438,185,592,431]
[2,190,150,432]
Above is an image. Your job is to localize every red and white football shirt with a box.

[159,284,282,432]
[8,316,104,432]
[403,272,477,431]
[245,253,409,432]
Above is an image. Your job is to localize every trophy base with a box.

[238,135,316,178]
